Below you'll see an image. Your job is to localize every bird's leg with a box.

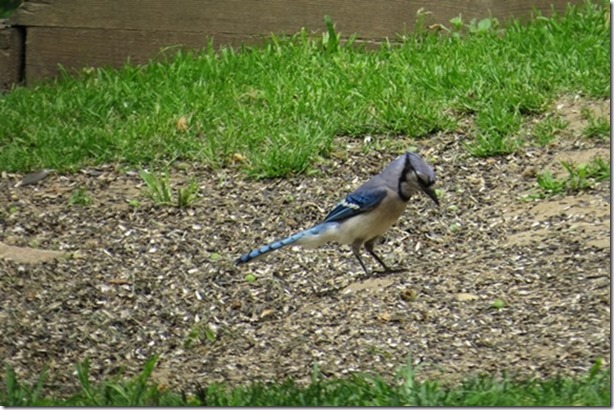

[364,237,390,271]
[364,238,405,273]
[351,241,370,275]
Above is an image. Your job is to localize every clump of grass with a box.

[0,357,610,406]
[534,157,610,197]
[465,132,522,157]
[140,170,172,205]
[562,158,610,191]
[139,169,199,208]
[535,171,566,195]
[184,323,218,348]
[532,115,569,146]
[581,108,610,139]
[2,365,51,406]
[73,357,177,406]
[0,2,608,178]
[68,187,92,207]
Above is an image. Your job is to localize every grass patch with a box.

[184,323,218,348]
[67,187,92,207]
[0,2,609,177]
[1,357,609,406]
[532,114,569,146]
[581,107,611,139]
[465,105,523,156]
[0,0,21,18]
[139,169,199,208]
[533,157,610,198]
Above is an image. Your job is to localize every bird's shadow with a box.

[315,267,406,297]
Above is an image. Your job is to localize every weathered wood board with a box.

[24,27,264,81]
[0,22,24,90]
[4,0,586,86]
[12,0,576,33]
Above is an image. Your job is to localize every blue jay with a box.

[236,152,439,274]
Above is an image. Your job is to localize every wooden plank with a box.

[24,26,266,84]
[0,22,24,90]
[23,26,392,84]
[18,0,586,85]
[13,0,581,38]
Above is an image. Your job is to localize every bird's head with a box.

[398,152,439,206]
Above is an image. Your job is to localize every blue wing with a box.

[323,189,387,223]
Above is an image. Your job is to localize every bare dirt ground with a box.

[0,97,610,396]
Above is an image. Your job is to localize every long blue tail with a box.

[235,223,330,265]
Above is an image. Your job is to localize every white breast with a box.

[335,194,407,245]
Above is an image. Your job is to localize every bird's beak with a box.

[423,185,439,206]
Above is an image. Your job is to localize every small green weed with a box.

[448,222,461,233]
[184,323,218,348]
[139,170,172,205]
[209,252,222,262]
[536,171,566,195]
[491,299,506,309]
[562,158,610,191]
[534,157,610,198]
[532,115,569,146]
[581,108,610,139]
[68,188,92,207]
[446,16,501,38]
[176,179,200,208]
[139,170,199,208]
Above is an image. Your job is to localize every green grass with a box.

[581,107,611,139]
[1,357,609,406]
[0,0,22,18]
[67,187,92,207]
[534,157,610,197]
[139,169,199,208]
[532,114,569,146]
[0,2,609,177]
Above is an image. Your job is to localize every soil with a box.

[0,96,610,396]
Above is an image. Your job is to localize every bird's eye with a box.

[417,175,434,188]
